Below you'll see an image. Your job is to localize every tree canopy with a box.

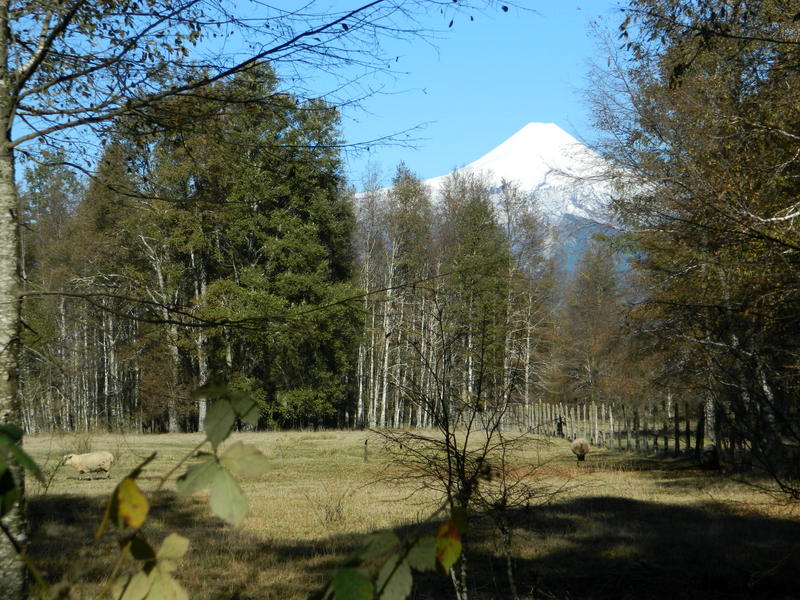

[592,0,800,494]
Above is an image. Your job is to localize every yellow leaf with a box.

[435,520,462,573]
[117,478,149,529]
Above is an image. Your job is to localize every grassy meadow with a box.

[22,430,800,599]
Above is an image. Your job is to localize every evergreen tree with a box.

[142,66,360,429]
[438,172,510,415]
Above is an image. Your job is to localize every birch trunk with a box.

[0,103,27,597]
[192,250,208,432]
[369,304,379,428]
[356,343,365,428]
[378,274,394,428]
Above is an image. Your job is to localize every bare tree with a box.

[374,173,558,598]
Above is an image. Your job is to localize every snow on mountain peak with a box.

[424,122,615,224]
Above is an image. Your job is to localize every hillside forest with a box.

[16,1,800,499]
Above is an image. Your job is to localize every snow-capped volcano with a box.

[424,122,615,225]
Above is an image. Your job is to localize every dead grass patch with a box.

[22,431,800,599]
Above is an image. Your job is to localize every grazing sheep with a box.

[571,438,590,463]
[63,451,115,478]
[699,444,720,470]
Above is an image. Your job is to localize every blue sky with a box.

[335,2,623,190]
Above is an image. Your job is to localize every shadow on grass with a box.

[529,495,797,599]
[27,491,364,599]
[405,494,800,600]
[28,491,243,596]
[27,486,800,600]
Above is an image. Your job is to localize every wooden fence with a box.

[507,400,707,457]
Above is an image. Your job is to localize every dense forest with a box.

[19,66,361,433]
[14,1,800,496]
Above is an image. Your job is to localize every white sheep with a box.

[63,451,115,478]
[570,438,590,463]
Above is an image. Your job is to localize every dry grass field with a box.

[21,430,800,599]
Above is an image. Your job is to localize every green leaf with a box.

[358,531,401,561]
[7,444,44,483]
[376,556,412,600]
[195,381,258,431]
[451,505,468,534]
[406,536,436,572]
[156,533,190,561]
[219,441,270,478]
[128,535,156,562]
[435,520,462,573]
[150,563,189,600]
[209,467,248,527]
[191,379,228,401]
[0,429,44,484]
[203,400,237,449]
[230,394,260,426]
[114,561,189,600]
[176,455,248,526]
[113,571,151,600]
[0,468,20,518]
[329,568,373,600]
[0,424,23,442]
[175,456,220,496]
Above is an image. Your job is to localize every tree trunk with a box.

[191,250,208,432]
[0,127,27,598]
[196,328,208,432]
[379,287,393,429]
[167,323,180,433]
[695,400,706,462]
[356,343,365,428]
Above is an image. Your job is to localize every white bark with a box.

[356,343,365,428]
[192,250,208,431]
[0,111,27,598]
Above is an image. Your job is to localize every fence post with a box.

[695,400,705,462]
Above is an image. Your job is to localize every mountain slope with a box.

[424,122,615,226]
